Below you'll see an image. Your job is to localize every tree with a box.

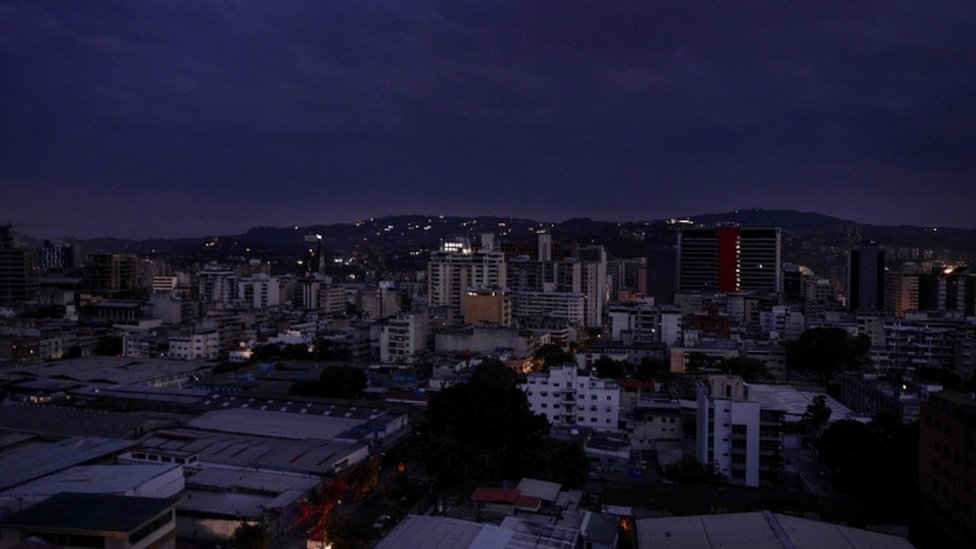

[722,357,772,382]
[593,357,627,379]
[93,335,122,356]
[801,395,832,436]
[322,512,374,549]
[660,456,728,486]
[342,459,379,502]
[231,522,268,549]
[786,328,870,382]
[524,439,590,488]
[534,343,574,369]
[816,417,919,521]
[419,361,551,489]
[634,358,668,381]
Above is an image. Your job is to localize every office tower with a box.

[428,238,507,320]
[197,263,237,307]
[848,241,885,312]
[676,226,781,294]
[83,254,140,297]
[918,391,976,548]
[304,234,324,276]
[0,226,40,305]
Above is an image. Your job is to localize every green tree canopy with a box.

[593,356,628,379]
[786,328,870,382]
[816,416,918,521]
[634,358,669,381]
[801,394,832,435]
[419,363,550,489]
[722,357,773,382]
[660,456,729,486]
[231,522,268,549]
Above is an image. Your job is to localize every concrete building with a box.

[197,263,236,308]
[380,310,429,364]
[84,254,140,297]
[513,291,584,326]
[676,226,781,294]
[848,241,885,312]
[0,493,177,549]
[237,274,282,309]
[435,325,549,360]
[168,331,220,361]
[0,226,40,305]
[461,288,511,326]
[524,365,620,431]
[919,391,976,548]
[695,376,784,487]
[636,511,914,549]
[428,243,507,321]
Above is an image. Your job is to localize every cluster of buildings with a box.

[0,354,411,546]
[2,219,975,546]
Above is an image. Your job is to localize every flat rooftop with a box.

[635,511,915,549]
[1,492,175,534]
[0,436,136,492]
[1,356,211,387]
[140,428,365,476]
[1,463,180,500]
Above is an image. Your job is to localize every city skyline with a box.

[2,2,975,239]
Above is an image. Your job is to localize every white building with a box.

[695,376,784,487]
[169,331,220,360]
[513,291,585,325]
[428,245,507,320]
[237,274,282,309]
[197,263,236,308]
[380,311,429,364]
[524,365,620,431]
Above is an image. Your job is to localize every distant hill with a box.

[689,209,859,233]
[18,209,976,265]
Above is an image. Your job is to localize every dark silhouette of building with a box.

[919,391,976,548]
[848,241,885,312]
[676,225,781,294]
[0,225,40,305]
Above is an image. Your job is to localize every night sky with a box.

[2,1,974,239]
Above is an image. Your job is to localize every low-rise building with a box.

[524,365,620,431]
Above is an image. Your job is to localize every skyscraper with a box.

[676,225,781,294]
[0,226,40,305]
[848,241,885,312]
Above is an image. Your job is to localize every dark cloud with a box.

[1,0,974,238]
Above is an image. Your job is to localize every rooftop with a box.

[1,492,175,534]
[0,436,136,492]
[635,511,915,549]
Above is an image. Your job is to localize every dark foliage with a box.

[288,366,367,399]
[816,416,919,521]
[418,360,573,489]
[786,328,870,382]
[534,343,575,369]
[721,357,773,382]
[93,335,122,356]
[230,522,268,549]
[660,456,729,486]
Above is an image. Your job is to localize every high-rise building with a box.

[83,253,140,297]
[0,226,40,305]
[848,241,885,312]
[428,239,507,321]
[695,376,784,487]
[676,226,781,294]
[918,391,976,548]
